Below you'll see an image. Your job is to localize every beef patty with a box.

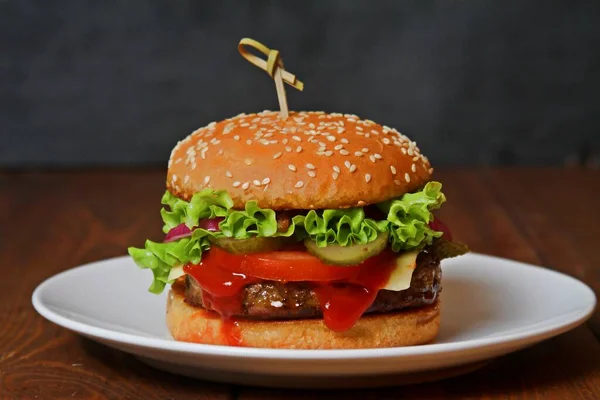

[183,249,441,320]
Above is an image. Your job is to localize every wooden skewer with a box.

[238,38,304,119]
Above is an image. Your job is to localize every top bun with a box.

[167,111,432,210]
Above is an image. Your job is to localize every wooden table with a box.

[1,168,598,399]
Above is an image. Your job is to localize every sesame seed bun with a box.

[167,111,432,210]
[166,288,440,349]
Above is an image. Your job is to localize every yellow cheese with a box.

[168,265,185,281]
[382,250,419,291]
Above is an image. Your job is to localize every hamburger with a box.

[128,110,467,349]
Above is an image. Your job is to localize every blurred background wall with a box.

[2,0,599,167]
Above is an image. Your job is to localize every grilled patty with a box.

[183,249,441,320]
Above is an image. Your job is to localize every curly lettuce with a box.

[290,209,388,247]
[379,181,446,251]
[129,182,447,293]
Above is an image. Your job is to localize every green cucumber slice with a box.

[304,231,389,266]
[210,236,287,254]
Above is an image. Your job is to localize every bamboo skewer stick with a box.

[238,38,304,119]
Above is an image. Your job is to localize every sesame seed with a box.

[382,138,391,145]
[234,135,240,141]
[242,182,250,190]
[308,123,316,129]
[334,144,344,150]
[374,153,382,160]
[332,172,339,180]
[369,155,376,162]
[390,165,397,175]
[233,181,241,188]
[225,171,233,178]
[284,146,291,152]
[184,175,190,184]
[362,147,369,153]
[340,138,349,144]
[411,164,416,172]
[337,127,345,134]
[288,164,297,172]
[365,174,371,183]
[282,138,289,144]
[204,176,211,185]
[407,148,414,156]
[246,139,252,145]
[349,164,357,173]
[356,126,363,131]
[344,161,351,169]
[405,173,411,182]
[340,149,350,156]
[295,181,304,188]
[296,146,303,153]
[401,148,407,155]
[292,136,302,142]
[240,122,249,127]
[253,179,261,186]
[324,150,333,156]
[172,174,178,182]
[327,135,336,142]
[244,159,253,165]
[308,170,316,178]
[354,151,363,157]
[217,149,224,156]
[273,152,282,159]
[262,177,270,185]
[306,163,316,170]
[333,166,341,173]
[428,167,434,174]
[394,180,401,186]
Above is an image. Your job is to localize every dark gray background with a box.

[2,0,599,167]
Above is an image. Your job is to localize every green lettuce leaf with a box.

[290,208,388,247]
[378,181,446,251]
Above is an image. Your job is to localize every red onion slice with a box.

[163,217,224,242]
[199,217,224,232]
[164,223,193,243]
[429,217,452,241]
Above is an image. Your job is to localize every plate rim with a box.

[32,253,596,360]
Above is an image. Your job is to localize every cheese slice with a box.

[168,265,185,281]
[382,250,419,291]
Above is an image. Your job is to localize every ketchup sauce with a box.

[313,253,397,332]
[184,250,398,338]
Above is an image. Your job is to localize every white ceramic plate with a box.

[32,253,596,388]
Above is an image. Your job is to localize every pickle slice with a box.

[304,232,389,266]
[210,236,287,254]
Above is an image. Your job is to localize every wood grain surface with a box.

[0,168,598,399]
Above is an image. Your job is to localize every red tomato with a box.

[205,246,390,282]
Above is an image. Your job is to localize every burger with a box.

[128,110,467,349]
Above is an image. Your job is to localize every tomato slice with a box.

[205,246,365,282]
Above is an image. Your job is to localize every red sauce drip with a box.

[313,253,398,332]
[184,254,261,345]
[184,251,398,334]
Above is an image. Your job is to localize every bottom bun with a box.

[166,288,441,349]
